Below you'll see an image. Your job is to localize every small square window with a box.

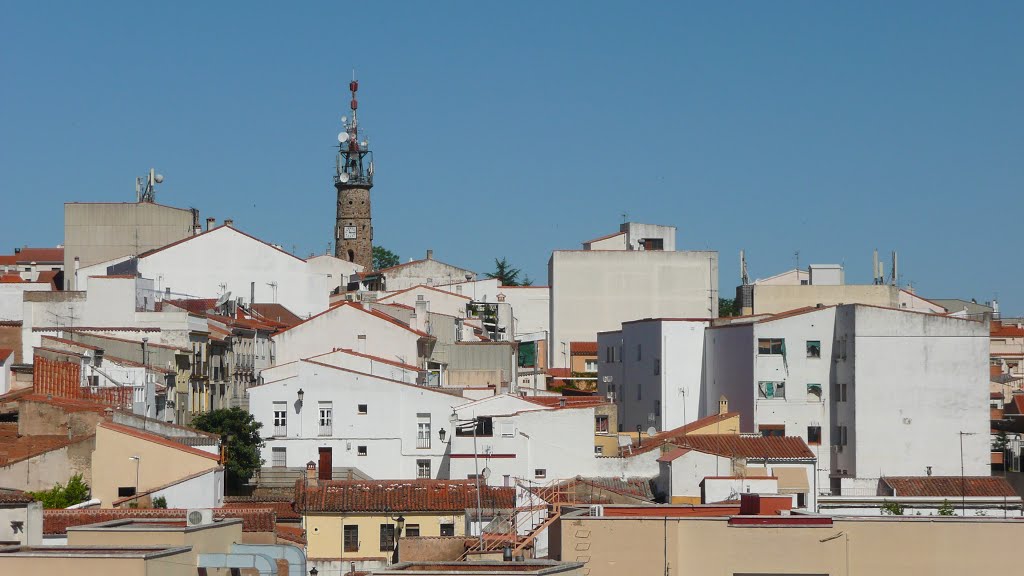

[807,426,821,445]
[405,524,420,537]
[358,404,368,414]
[440,523,455,537]
[595,415,609,433]
[759,424,785,437]
[806,340,821,358]
[535,469,547,479]
[357,445,367,456]
[117,487,137,498]
[757,338,785,355]
[594,445,604,455]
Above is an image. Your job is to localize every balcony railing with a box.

[417,437,431,449]
[274,425,287,437]
[319,424,332,437]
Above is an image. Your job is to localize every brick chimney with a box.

[718,395,729,415]
[306,461,318,488]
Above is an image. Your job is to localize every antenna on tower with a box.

[740,250,749,286]
[136,168,164,203]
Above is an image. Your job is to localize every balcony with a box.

[274,425,287,437]
[417,436,431,449]
[319,424,332,437]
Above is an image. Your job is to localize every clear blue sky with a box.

[2,2,1021,313]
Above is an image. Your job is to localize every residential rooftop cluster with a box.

[0,87,1021,576]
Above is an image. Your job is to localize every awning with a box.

[773,467,809,494]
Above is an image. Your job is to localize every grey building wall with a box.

[64,202,197,289]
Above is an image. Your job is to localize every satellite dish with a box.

[338,131,349,143]
[481,467,491,480]
[215,291,232,308]
[646,427,657,437]
[339,173,350,183]
[154,174,164,184]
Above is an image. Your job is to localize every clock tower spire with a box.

[334,75,374,270]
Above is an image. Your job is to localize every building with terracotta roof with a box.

[0,348,11,395]
[296,474,514,574]
[356,249,476,293]
[549,223,718,369]
[250,355,465,486]
[0,246,64,284]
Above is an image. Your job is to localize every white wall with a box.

[702,477,779,504]
[133,226,330,317]
[549,250,718,368]
[250,361,466,479]
[306,254,364,292]
[495,286,550,338]
[308,349,420,384]
[273,303,422,366]
[0,283,51,322]
[152,467,224,509]
[702,323,755,429]
[378,258,477,292]
[378,286,470,319]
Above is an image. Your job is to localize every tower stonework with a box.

[334,78,374,270]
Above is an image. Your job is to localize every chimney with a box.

[224,219,234,227]
[718,395,729,415]
[559,398,566,408]
[73,257,80,291]
[426,249,433,260]
[206,217,215,231]
[357,334,367,354]
[306,461,318,488]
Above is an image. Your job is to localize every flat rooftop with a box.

[376,561,584,575]
[0,545,192,559]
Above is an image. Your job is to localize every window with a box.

[654,358,660,376]
[585,359,597,372]
[606,346,613,362]
[757,381,785,399]
[417,459,431,479]
[807,383,822,401]
[343,525,359,552]
[117,486,136,497]
[595,415,609,433]
[357,404,368,414]
[380,524,396,551]
[807,426,821,445]
[806,340,821,358]
[637,344,642,361]
[357,445,367,456]
[405,524,420,537]
[319,402,333,436]
[834,425,848,446]
[500,422,515,438]
[440,523,455,537]
[637,381,642,401]
[271,446,286,467]
[455,417,493,437]
[758,338,785,355]
[535,469,547,479]
[759,424,785,437]
[834,382,848,402]
[88,375,99,387]
[595,445,604,455]
[273,402,287,436]
[641,238,664,251]
[417,414,431,449]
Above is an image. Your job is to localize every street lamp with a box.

[438,428,447,442]
[128,456,141,498]
[449,410,486,550]
[309,568,318,576]
[960,431,977,515]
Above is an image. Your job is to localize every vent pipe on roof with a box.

[426,249,433,260]
[224,219,234,227]
[206,217,215,232]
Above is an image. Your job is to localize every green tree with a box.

[191,408,264,491]
[993,430,1009,452]
[29,474,90,508]
[372,246,400,270]
[937,499,955,516]
[880,500,905,516]
[719,298,739,317]
[152,495,168,509]
[486,257,525,286]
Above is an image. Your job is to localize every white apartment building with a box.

[703,304,990,496]
[250,356,466,480]
[597,318,711,433]
[549,223,718,368]
[448,395,658,487]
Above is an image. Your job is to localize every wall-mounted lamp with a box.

[438,428,447,442]
[297,388,304,403]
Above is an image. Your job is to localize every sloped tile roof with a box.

[658,434,814,461]
[0,422,94,466]
[882,476,1017,497]
[0,488,34,504]
[295,479,514,514]
[569,341,598,355]
[275,524,306,544]
[43,508,276,534]
[223,500,300,520]
[14,248,63,263]
[251,303,304,328]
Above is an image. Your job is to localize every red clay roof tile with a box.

[882,476,1017,497]
[295,479,514,514]
[43,508,276,534]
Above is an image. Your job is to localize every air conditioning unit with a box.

[186,509,213,527]
[589,505,604,517]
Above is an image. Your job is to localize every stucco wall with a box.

[306,511,466,560]
[549,250,718,368]
[751,284,900,315]
[0,436,94,492]
[273,304,422,366]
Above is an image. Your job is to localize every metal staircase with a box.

[459,479,577,560]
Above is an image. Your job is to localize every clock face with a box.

[343,226,357,240]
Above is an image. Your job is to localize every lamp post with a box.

[128,456,141,498]
[448,410,486,550]
[960,431,977,515]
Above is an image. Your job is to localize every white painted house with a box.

[249,357,467,480]
[597,318,711,433]
[88,225,331,318]
[272,302,431,367]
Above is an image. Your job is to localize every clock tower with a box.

[334,77,374,270]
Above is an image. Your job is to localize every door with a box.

[318,447,333,480]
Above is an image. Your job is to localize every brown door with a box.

[318,447,332,480]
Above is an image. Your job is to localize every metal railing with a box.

[416,437,431,449]
[319,424,332,437]
[274,425,287,437]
